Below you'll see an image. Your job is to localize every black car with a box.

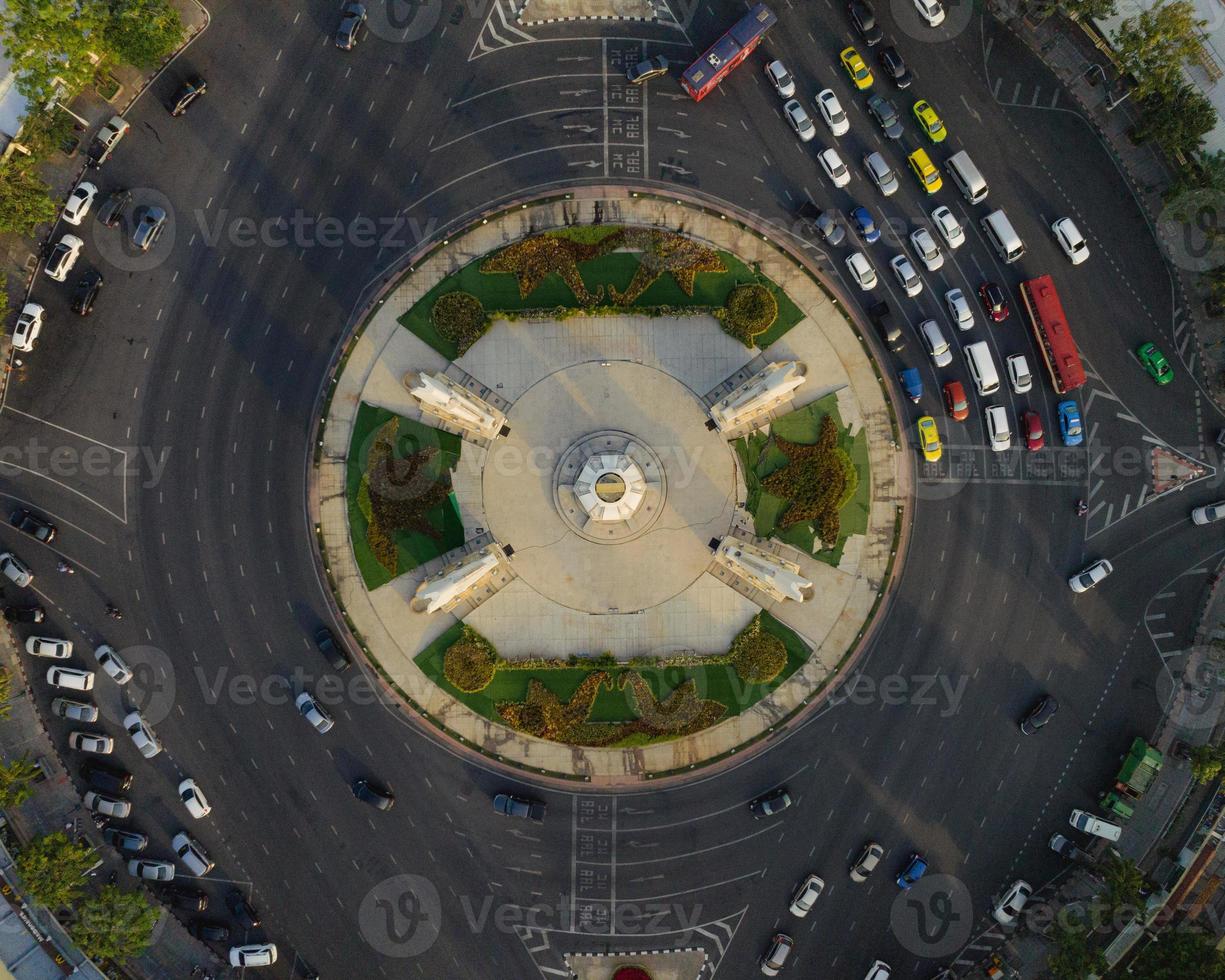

[10,508,56,543]
[81,759,133,793]
[162,886,209,911]
[848,0,884,45]
[867,95,903,139]
[335,1,367,50]
[226,888,261,928]
[168,77,206,116]
[626,55,669,84]
[353,778,395,811]
[1020,695,1059,735]
[877,46,912,88]
[493,792,546,821]
[72,269,104,316]
[189,919,230,943]
[1049,832,1094,865]
[4,604,44,624]
[96,189,131,228]
[868,300,905,353]
[102,826,148,853]
[749,787,792,818]
[316,626,350,671]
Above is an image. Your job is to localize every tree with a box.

[0,0,107,104]
[69,886,159,964]
[1047,914,1107,980]
[1100,854,1145,919]
[0,667,13,720]
[14,109,77,163]
[1128,928,1225,979]
[1132,82,1218,158]
[1113,0,1208,103]
[1190,742,1225,783]
[1060,0,1118,22]
[0,756,41,808]
[14,833,96,910]
[0,160,58,236]
[102,0,182,69]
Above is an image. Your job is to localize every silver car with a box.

[295,691,335,734]
[131,206,167,252]
[52,698,99,722]
[128,858,175,881]
[783,99,816,142]
[863,152,899,196]
[84,790,131,818]
[94,644,133,685]
[123,711,163,758]
[172,831,214,876]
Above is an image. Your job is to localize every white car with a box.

[84,790,131,818]
[52,698,98,722]
[815,89,849,136]
[1192,501,1225,525]
[128,858,174,882]
[992,879,1032,927]
[123,711,163,758]
[985,405,1011,452]
[48,666,94,691]
[0,552,33,587]
[229,944,278,968]
[783,99,816,141]
[931,206,964,249]
[846,252,878,291]
[295,691,335,734]
[93,644,133,685]
[909,228,943,271]
[945,289,974,330]
[44,234,84,282]
[179,778,212,818]
[172,831,214,875]
[61,181,98,226]
[26,636,72,659]
[914,0,946,26]
[864,151,899,196]
[818,147,851,188]
[1069,559,1113,593]
[1069,808,1122,840]
[919,320,952,368]
[1052,217,1089,265]
[889,255,922,297]
[68,731,114,754]
[12,303,44,352]
[865,962,891,980]
[788,874,825,916]
[1006,354,1033,394]
[765,60,796,98]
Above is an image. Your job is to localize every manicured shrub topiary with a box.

[717,283,777,346]
[729,613,788,684]
[431,291,489,354]
[442,627,500,692]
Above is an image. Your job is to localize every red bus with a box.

[1019,275,1085,393]
[681,3,777,101]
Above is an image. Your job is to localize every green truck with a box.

[1101,738,1163,820]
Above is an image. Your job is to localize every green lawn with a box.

[735,394,870,567]
[346,404,465,589]
[398,236,806,359]
[414,612,811,736]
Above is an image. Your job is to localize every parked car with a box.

[52,698,98,722]
[61,182,98,226]
[82,760,133,792]
[229,944,278,968]
[992,879,1032,926]
[1069,559,1113,593]
[93,644,133,685]
[493,793,547,821]
[1048,833,1094,864]
[26,636,72,659]
[43,235,84,282]
[10,508,56,542]
[123,711,163,758]
[69,732,115,755]
[179,779,212,819]
[72,269,104,316]
[749,787,792,818]
[315,627,350,670]
[84,791,131,818]
[295,691,335,734]
[353,778,395,811]
[626,55,669,84]
[163,886,208,911]
[129,859,175,882]
[189,919,230,942]
[1020,695,1059,735]
[48,667,94,691]
[87,116,130,167]
[168,77,207,116]
[172,831,214,875]
[12,303,43,352]
[103,827,148,853]
[130,207,167,252]
[4,605,45,624]
[226,888,261,927]
[788,874,825,916]
[850,841,884,882]
[96,189,132,227]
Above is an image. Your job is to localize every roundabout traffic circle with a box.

[312,188,907,781]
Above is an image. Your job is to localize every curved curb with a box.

[304,185,913,789]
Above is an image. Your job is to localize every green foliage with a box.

[15,110,76,162]
[1058,0,1117,20]
[835,448,858,509]
[1100,854,1145,918]
[0,160,58,235]
[1113,1,1208,103]
[103,0,182,68]
[729,613,788,684]
[15,833,95,909]
[1132,82,1217,158]
[1047,913,1107,980]
[1190,742,1225,783]
[430,292,489,355]
[0,667,12,719]
[0,756,41,808]
[442,627,499,693]
[1129,928,1225,979]
[717,283,778,346]
[69,886,158,964]
[762,415,846,544]
[0,0,105,104]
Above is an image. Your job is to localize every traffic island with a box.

[313,190,906,781]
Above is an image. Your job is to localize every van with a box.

[945,150,988,204]
[981,209,1025,263]
[760,933,794,976]
[1069,808,1122,841]
[964,341,1000,395]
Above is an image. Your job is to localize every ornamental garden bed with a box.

[734,393,870,568]
[413,612,810,747]
[346,404,465,589]
[397,225,804,360]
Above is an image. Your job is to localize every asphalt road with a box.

[0,1,1219,977]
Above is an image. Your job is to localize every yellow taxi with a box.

[907,148,943,194]
[840,47,874,91]
[912,99,947,143]
[917,415,942,462]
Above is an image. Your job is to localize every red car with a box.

[943,380,969,421]
[978,281,1010,323]
[1022,410,1044,451]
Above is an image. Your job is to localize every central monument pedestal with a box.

[554,431,665,543]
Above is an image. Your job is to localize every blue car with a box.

[897,852,928,890]
[1057,400,1083,447]
[898,367,922,403]
[850,205,880,244]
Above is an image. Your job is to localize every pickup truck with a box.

[87,115,130,168]
[493,792,546,822]
[868,300,904,352]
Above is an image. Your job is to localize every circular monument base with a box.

[554,431,666,543]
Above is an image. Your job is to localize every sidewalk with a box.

[0,628,218,978]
